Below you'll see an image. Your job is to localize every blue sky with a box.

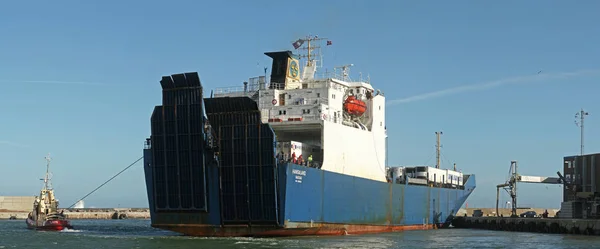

[0,0,598,209]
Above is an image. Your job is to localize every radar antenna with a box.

[334,64,354,81]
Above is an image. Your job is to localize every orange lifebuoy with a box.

[272,99,277,105]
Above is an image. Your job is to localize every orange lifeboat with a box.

[343,96,367,116]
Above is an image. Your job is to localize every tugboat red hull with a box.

[26,217,73,231]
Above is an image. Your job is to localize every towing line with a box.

[67,156,144,208]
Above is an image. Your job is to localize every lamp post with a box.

[575,109,589,155]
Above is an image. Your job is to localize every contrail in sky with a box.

[387,69,600,106]
[0,80,105,86]
[0,140,29,148]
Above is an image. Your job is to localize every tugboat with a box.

[26,154,73,231]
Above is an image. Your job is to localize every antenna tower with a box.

[574,109,589,155]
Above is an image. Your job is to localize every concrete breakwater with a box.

[0,208,150,220]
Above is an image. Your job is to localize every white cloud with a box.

[387,69,600,106]
[0,140,29,148]
[0,80,105,86]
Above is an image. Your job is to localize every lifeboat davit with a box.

[343,96,367,116]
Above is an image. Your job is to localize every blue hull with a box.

[280,163,475,228]
[143,153,475,236]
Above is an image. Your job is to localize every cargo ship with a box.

[142,35,476,237]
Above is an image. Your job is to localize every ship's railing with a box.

[214,80,330,95]
[213,83,268,96]
[214,76,269,94]
[315,71,372,84]
[213,85,260,96]
[214,76,267,95]
[213,85,242,94]
[277,158,322,169]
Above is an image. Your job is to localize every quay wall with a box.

[457,208,559,217]
[453,216,600,236]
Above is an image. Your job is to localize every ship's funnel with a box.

[264,51,300,89]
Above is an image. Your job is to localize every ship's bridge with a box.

[212,77,375,125]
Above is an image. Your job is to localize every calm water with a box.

[1,219,599,248]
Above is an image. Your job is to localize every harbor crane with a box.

[496,161,563,217]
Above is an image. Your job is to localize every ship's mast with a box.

[43,153,52,191]
[296,35,327,68]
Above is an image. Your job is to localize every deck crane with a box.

[496,161,563,217]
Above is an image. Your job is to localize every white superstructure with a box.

[213,35,387,182]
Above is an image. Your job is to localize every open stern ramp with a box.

[145,72,221,230]
[149,72,209,212]
[204,97,280,226]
